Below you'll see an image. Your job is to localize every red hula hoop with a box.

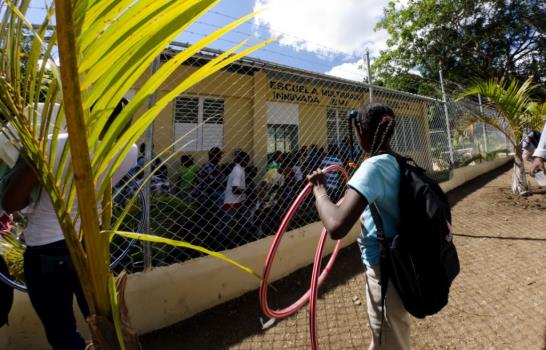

[259,164,349,320]
[308,199,343,350]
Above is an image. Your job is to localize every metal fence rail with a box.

[104,43,510,271]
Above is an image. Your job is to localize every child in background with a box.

[320,144,343,201]
[521,130,541,162]
[223,150,250,246]
[178,155,198,196]
[261,162,284,226]
[267,150,283,171]
[241,165,259,242]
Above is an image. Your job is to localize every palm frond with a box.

[2,0,271,347]
[526,101,546,129]
[458,77,540,144]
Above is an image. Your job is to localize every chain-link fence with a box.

[110,43,510,271]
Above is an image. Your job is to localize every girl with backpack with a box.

[307,103,410,350]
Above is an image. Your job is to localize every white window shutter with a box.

[175,124,199,151]
[267,102,299,125]
[201,124,224,150]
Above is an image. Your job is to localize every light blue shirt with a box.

[347,154,400,267]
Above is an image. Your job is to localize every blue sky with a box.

[23,0,401,81]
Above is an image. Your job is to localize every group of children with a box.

[165,145,340,249]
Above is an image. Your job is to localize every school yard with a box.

[141,164,546,350]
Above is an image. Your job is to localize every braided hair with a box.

[356,103,396,157]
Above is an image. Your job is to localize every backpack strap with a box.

[370,204,385,246]
[369,203,389,345]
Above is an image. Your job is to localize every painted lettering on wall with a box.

[269,80,363,106]
[270,81,320,105]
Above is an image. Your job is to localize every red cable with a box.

[259,164,349,347]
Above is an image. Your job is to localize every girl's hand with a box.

[306,168,326,188]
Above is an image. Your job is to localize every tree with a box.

[460,77,545,195]
[0,1,268,349]
[374,0,546,98]
[372,70,442,98]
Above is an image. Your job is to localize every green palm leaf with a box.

[458,77,540,146]
[1,0,272,348]
[459,77,544,195]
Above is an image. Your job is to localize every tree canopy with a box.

[373,0,546,97]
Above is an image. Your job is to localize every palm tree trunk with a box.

[512,150,529,195]
[55,1,120,349]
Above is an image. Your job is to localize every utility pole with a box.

[365,49,373,103]
[477,94,488,153]
[143,56,160,271]
[439,66,455,164]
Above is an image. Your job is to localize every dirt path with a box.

[141,166,546,349]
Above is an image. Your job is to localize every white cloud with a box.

[254,0,404,57]
[37,57,60,69]
[408,67,422,77]
[325,59,366,82]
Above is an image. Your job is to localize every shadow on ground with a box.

[140,244,363,349]
[446,161,512,207]
[141,161,519,349]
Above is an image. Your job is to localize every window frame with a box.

[173,95,224,152]
[267,124,299,154]
[326,108,350,147]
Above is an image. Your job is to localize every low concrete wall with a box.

[0,156,513,349]
[439,156,512,193]
[126,221,361,334]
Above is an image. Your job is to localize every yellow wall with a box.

[299,104,328,147]
[252,72,269,170]
[152,98,174,155]
[137,63,434,173]
[224,96,254,157]
[160,64,254,100]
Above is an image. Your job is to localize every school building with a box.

[132,44,436,173]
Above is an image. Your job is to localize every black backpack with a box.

[0,255,14,327]
[370,153,460,319]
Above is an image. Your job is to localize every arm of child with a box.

[307,169,367,240]
[2,162,40,212]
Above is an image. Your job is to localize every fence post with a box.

[365,49,373,102]
[143,56,160,271]
[439,67,455,164]
[504,129,510,154]
[477,94,488,154]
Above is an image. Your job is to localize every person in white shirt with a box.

[2,99,137,350]
[223,150,250,209]
[222,150,250,247]
[531,122,546,176]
